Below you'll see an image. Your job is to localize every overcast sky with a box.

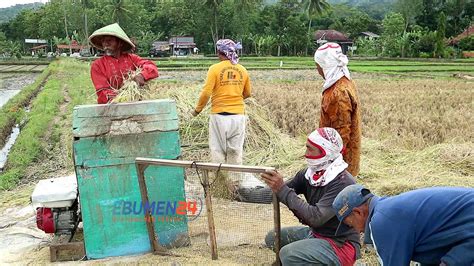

[0,0,49,9]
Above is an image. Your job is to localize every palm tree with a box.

[302,0,330,55]
[203,0,223,54]
[72,0,90,47]
[204,0,259,54]
[107,0,132,25]
[81,0,90,48]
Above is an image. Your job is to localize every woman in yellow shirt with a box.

[192,39,251,165]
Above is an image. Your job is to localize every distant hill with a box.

[0,3,43,24]
[264,0,394,19]
[327,0,395,19]
[328,0,396,4]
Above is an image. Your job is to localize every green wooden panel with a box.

[73,100,188,259]
[74,99,176,118]
[72,120,178,138]
[76,163,189,258]
[72,114,178,131]
[72,99,179,138]
[74,131,180,166]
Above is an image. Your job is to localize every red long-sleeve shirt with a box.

[90,53,159,104]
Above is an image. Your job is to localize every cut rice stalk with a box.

[111,68,153,103]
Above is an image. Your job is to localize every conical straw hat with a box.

[89,23,135,51]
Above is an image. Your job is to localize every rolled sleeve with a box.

[129,54,159,80]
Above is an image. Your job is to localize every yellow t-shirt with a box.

[195,60,251,114]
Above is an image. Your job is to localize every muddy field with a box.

[0,73,38,108]
[0,65,47,73]
[0,73,39,171]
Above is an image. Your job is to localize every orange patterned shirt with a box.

[319,77,361,176]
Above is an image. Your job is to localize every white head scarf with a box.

[305,128,348,187]
[314,42,351,92]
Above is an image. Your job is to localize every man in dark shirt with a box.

[261,127,360,265]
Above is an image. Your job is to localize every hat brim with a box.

[89,33,134,52]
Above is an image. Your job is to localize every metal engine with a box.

[32,174,80,235]
[36,201,79,235]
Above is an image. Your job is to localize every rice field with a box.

[0,58,473,264]
[151,57,474,78]
[0,64,48,73]
[148,69,473,196]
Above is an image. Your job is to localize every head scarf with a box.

[314,42,351,92]
[305,128,348,187]
[216,39,242,65]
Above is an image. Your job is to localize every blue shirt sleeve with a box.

[370,211,415,266]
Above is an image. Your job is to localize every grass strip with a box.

[0,63,64,190]
[0,69,50,147]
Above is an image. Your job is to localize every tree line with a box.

[0,0,472,58]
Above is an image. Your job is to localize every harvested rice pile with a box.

[149,83,305,176]
[110,68,152,103]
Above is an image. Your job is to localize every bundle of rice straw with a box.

[151,84,305,176]
[111,68,152,103]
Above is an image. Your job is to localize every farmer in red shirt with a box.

[89,23,158,104]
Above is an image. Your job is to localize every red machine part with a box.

[36,207,55,233]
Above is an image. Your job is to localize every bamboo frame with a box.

[135,158,281,263]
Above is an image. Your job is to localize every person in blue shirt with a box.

[332,184,474,266]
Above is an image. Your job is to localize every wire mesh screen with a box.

[183,169,276,263]
[137,161,301,264]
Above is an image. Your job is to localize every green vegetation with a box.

[0,0,471,58]
[0,78,62,189]
[0,69,50,147]
[0,59,94,190]
[0,59,50,65]
[149,57,474,78]
[0,3,42,23]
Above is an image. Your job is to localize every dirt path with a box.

[0,204,52,264]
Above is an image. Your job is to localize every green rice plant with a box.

[0,68,63,190]
[0,69,50,147]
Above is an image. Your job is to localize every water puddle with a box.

[0,125,20,172]
[0,73,38,171]
[0,73,38,109]
[0,90,22,108]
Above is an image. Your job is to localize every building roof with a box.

[153,41,171,51]
[31,44,48,50]
[168,36,196,48]
[169,36,194,43]
[360,31,380,38]
[449,25,473,45]
[57,44,86,50]
[25,39,47,44]
[314,30,351,42]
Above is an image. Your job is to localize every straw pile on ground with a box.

[148,83,305,176]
